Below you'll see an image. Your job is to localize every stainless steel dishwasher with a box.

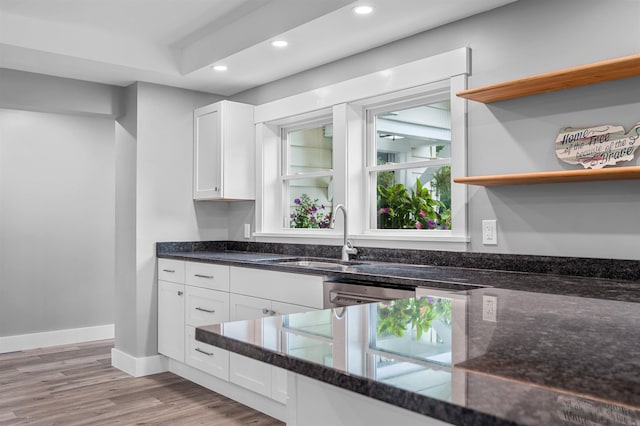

[323,280,415,308]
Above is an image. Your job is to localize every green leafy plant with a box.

[377,297,452,339]
[377,178,443,230]
[431,165,451,210]
[290,194,331,229]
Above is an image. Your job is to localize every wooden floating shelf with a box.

[456,53,640,103]
[454,166,640,187]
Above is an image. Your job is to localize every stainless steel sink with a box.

[269,257,369,270]
[278,260,349,268]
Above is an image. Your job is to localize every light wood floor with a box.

[0,339,284,425]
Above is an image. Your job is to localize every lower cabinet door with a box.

[271,366,288,404]
[158,280,185,362]
[185,326,229,380]
[229,353,271,398]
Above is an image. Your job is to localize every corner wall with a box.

[114,82,228,359]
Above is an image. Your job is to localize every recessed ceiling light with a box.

[353,5,374,15]
[271,40,288,48]
[213,65,227,72]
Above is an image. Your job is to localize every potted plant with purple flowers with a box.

[290,194,332,228]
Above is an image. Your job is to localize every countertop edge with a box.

[195,328,518,426]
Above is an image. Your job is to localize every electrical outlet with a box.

[482,220,497,245]
[243,223,251,239]
[482,295,498,322]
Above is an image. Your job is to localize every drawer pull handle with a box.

[194,274,214,279]
[262,308,276,316]
[195,307,215,314]
[162,269,175,273]
[195,348,213,356]
[177,291,183,296]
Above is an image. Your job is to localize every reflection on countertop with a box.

[197,288,640,426]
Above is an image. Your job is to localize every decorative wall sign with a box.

[555,122,640,169]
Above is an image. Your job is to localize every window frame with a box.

[254,47,469,249]
[363,88,454,234]
[280,116,335,230]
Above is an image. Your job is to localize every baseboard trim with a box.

[111,348,169,377]
[0,324,114,354]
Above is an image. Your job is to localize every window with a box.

[255,47,469,247]
[366,96,452,231]
[282,120,334,229]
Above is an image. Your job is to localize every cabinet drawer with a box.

[185,286,229,327]
[158,259,185,283]
[185,262,230,291]
[230,267,323,309]
[229,353,271,398]
[185,326,229,380]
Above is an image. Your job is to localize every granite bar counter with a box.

[196,289,640,426]
[158,241,640,425]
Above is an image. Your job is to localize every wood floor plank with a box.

[0,340,284,425]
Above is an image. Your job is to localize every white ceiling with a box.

[0,0,517,96]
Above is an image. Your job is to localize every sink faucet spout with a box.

[330,204,358,261]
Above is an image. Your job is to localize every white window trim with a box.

[281,116,335,229]
[254,47,469,250]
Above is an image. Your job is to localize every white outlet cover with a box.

[482,220,497,245]
[482,295,498,322]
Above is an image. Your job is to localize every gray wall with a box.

[0,108,115,338]
[114,82,228,358]
[232,0,640,260]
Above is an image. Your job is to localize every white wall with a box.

[232,0,640,259]
[0,109,115,338]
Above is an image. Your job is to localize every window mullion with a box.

[367,158,451,173]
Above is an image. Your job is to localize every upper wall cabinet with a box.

[193,100,255,200]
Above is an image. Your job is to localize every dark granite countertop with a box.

[157,243,640,302]
[158,241,640,425]
[197,291,640,426]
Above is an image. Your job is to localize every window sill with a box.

[253,231,470,251]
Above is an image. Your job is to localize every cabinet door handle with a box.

[195,307,215,314]
[177,291,183,296]
[162,269,175,273]
[262,308,276,316]
[214,187,219,192]
[195,348,213,356]
[194,274,214,279]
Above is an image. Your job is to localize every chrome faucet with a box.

[330,204,357,261]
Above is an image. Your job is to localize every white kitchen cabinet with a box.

[193,100,255,201]
[228,292,316,402]
[158,258,185,283]
[230,266,324,309]
[185,285,229,327]
[185,261,230,291]
[229,293,315,322]
[158,260,231,371]
[158,280,185,362]
[185,325,229,380]
[183,265,231,378]
[157,260,324,412]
